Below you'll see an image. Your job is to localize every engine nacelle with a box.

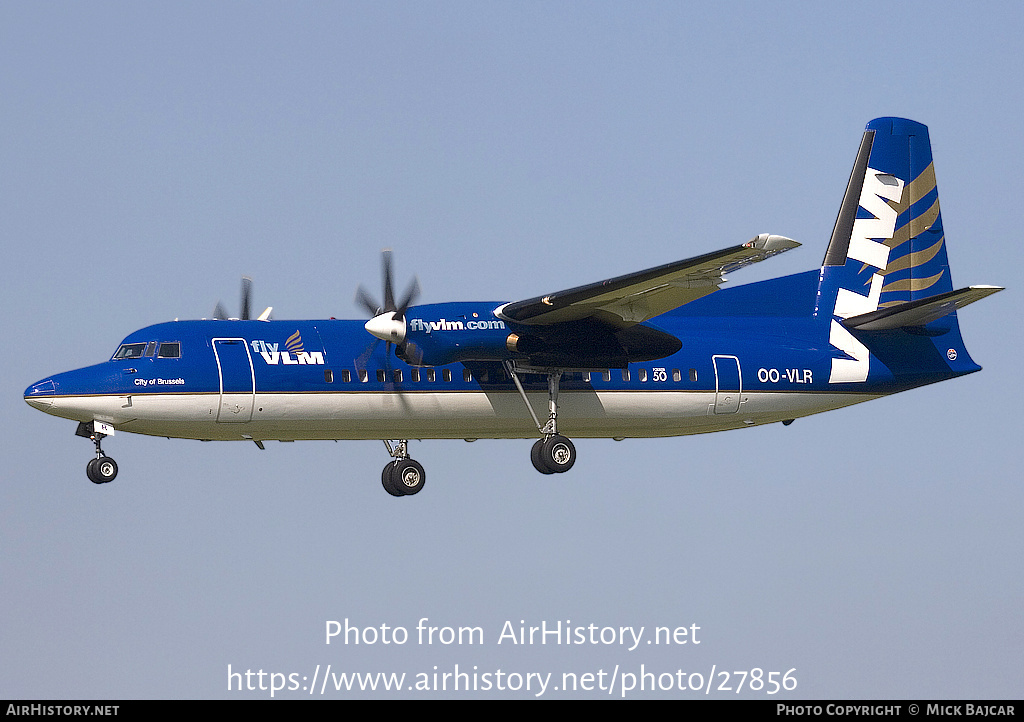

[395,302,681,369]
[397,303,515,366]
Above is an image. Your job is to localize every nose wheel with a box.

[87,456,118,484]
[77,421,118,484]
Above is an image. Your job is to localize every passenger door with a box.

[712,355,742,414]
[213,338,255,422]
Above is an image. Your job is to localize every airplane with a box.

[24,117,1003,497]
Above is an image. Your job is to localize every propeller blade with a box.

[212,276,271,320]
[240,277,253,320]
[357,251,420,343]
[356,286,382,317]
[382,249,396,312]
[394,277,420,321]
[383,341,412,413]
[354,338,381,374]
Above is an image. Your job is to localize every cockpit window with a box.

[157,342,181,358]
[113,343,147,360]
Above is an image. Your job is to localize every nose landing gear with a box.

[77,421,118,484]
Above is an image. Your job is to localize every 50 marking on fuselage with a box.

[757,367,813,384]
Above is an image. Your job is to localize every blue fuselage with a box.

[24,271,979,442]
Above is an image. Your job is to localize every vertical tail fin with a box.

[818,117,953,316]
[816,118,1001,386]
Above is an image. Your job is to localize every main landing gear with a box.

[76,421,118,484]
[376,365,577,495]
[380,440,425,497]
[530,435,576,475]
[506,363,577,476]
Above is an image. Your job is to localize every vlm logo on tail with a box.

[827,166,904,383]
[820,118,939,383]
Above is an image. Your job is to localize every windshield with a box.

[112,343,147,360]
[157,342,181,358]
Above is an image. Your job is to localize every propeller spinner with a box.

[357,251,419,343]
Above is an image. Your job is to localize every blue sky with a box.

[2,2,1021,699]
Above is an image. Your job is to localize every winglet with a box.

[744,233,800,253]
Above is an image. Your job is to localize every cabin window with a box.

[393,370,403,383]
[639,368,648,382]
[603,370,611,382]
[359,369,368,383]
[113,343,147,360]
[341,369,351,383]
[376,370,386,383]
[689,368,698,382]
[426,369,436,382]
[324,370,334,383]
[479,370,489,382]
[443,369,452,383]
[411,369,420,382]
[157,342,181,358]
[463,369,472,382]
[673,369,681,382]
[622,369,630,382]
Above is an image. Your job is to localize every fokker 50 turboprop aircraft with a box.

[25,118,1002,496]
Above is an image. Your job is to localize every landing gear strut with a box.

[77,421,118,484]
[506,362,577,475]
[380,439,425,497]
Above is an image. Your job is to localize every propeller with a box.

[213,277,273,320]
[354,251,421,409]
[356,250,419,343]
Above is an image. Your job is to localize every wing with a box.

[495,234,800,329]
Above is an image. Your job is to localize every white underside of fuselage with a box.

[29,389,882,441]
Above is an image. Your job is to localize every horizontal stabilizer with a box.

[842,285,1003,331]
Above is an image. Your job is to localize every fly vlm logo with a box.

[828,168,904,383]
[250,330,324,365]
[408,318,506,334]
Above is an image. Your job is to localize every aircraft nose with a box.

[24,377,57,410]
